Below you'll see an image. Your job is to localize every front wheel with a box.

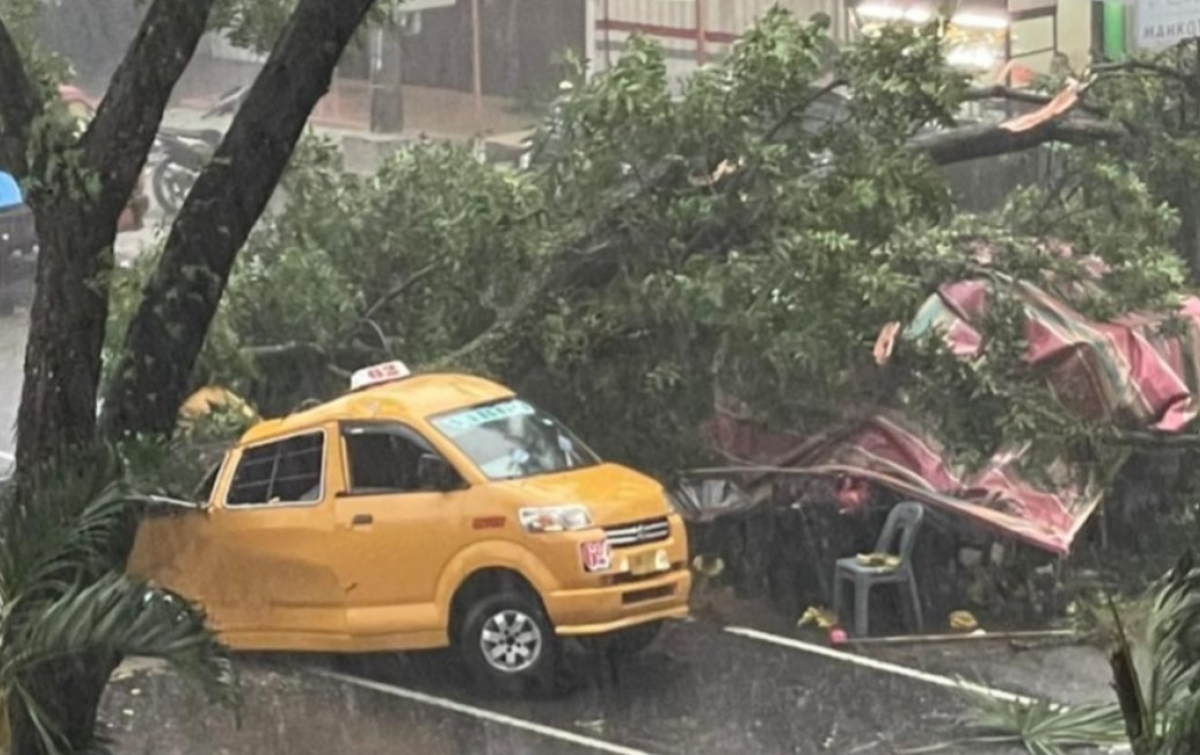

[459,591,557,694]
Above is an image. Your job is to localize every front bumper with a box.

[544,559,692,636]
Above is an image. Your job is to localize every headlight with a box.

[519,505,593,533]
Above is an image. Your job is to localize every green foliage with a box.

[210,0,400,54]
[906,695,1128,755]
[0,448,237,754]
[1,0,96,197]
[105,12,1198,479]
[108,134,547,416]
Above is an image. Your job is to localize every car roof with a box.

[0,172,23,209]
[237,372,514,446]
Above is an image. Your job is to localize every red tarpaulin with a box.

[707,276,1200,554]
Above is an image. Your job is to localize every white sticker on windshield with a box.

[435,399,536,436]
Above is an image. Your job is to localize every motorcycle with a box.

[150,85,249,214]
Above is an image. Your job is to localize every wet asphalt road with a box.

[320,621,977,754]
[103,621,988,755]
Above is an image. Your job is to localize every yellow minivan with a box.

[129,361,691,689]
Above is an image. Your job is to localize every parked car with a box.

[128,361,691,691]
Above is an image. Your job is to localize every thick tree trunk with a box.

[15,203,113,477]
[102,0,379,438]
[15,0,216,482]
[3,4,215,754]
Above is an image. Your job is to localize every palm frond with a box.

[10,682,72,755]
[972,695,1128,753]
[1142,551,1200,755]
[0,447,127,602]
[939,550,1200,755]
[901,694,1128,755]
[1,486,136,608]
[2,572,239,711]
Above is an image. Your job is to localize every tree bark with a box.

[4,3,215,754]
[102,0,379,439]
[912,117,1127,166]
[0,19,40,176]
[14,0,216,483]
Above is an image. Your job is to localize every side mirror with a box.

[417,453,459,492]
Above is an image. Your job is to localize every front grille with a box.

[603,517,670,548]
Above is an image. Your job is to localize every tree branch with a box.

[102,0,379,438]
[79,0,218,222]
[763,76,847,143]
[435,110,1134,376]
[358,263,440,324]
[911,117,1128,165]
[962,84,1108,117]
[1092,59,1200,95]
[0,17,40,175]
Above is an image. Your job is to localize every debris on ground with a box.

[798,606,838,629]
[949,610,979,632]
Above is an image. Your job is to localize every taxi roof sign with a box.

[350,360,412,391]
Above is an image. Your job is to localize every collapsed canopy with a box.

[705,277,1200,554]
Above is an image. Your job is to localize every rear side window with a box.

[226,431,325,506]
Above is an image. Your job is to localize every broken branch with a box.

[962,84,1107,117]
[912,117,1127,165]
[358,263,439,324]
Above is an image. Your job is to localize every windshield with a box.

[430,398,600,481]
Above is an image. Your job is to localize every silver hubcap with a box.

[479,609,543,673]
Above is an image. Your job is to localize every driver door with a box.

[332,421,467,641]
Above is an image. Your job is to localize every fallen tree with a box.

[102,13,1189,484]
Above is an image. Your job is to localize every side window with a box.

[226,431,325,506]
[343,424,448,494]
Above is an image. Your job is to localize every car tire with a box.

[610,620,663,657]
[459,591,558,695]
[152,161,193,215]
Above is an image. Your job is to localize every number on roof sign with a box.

[350,360,412,390]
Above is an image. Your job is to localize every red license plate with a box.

[580,539,613,573]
